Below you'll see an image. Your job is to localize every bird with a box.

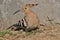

[10,3,40,32]
[21,4,40,32]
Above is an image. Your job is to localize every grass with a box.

[0,29,11,36]
[25,29,40,36]
[26,32,32,36]
[0,38,3,40]
[0,25,50,37]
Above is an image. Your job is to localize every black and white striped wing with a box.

[21,18,27,27]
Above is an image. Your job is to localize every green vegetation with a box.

[0,29,11,36]
[26,32,32,36]
[0,38,3,40]
[26,29,39,36]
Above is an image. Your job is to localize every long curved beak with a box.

[13,10,20,15]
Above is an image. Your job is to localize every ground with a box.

[0,24,60,40]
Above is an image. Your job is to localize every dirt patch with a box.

[0,24,60,40]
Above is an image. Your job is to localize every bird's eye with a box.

[25,8,27,9]
[32,4,34,6]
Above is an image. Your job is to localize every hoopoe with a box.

[8,4,40,32]
[21,4,40,32]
